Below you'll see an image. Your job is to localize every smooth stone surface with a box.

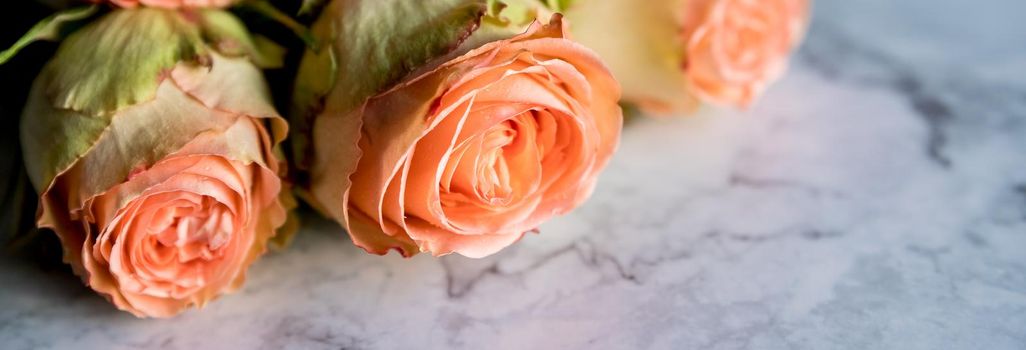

[2,0,1025,349]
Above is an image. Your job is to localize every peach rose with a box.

[105,0,235,8]
[565,0,808,111]
[20,9,289,317]
[682,0,808,106]
[300,16,622,258]
[63,117,285,318]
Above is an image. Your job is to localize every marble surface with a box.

[2,0,1026,349]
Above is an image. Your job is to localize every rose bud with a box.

[565,0,809,111]
[19,8,291,317]
[291,1,622,258]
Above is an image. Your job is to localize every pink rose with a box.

[20,9,290,317]
[298,14,622,258]
[682,0,809,106]
[70,118,286,317]
[565,0,809,112]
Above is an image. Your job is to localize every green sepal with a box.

[44,8,208,116]
[22,8,279,194]
[289,0,487,170]
[199,9,286,68]
[42,8,281,116]
[0,5,99,65]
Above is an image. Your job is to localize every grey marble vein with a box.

[1,0,1025,349]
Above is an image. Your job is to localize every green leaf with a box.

[0,5,98,65]
[44,8,207,116]
[23,54,261,202]
[20,80,110,193]
[289,0,487,170]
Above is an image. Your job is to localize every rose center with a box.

[474,120,518,203]
[441,109,561,209]
[149,195,233,263]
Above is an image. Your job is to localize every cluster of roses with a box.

[3,0,807,317]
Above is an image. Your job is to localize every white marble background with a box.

[2,0,1025,349]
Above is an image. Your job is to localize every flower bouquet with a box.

[1,0,808,317]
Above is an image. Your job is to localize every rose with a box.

[682,0,808,106]
[59,116,285,318]
[22,9,290,318]
[339,18,621,257]
[565,0,808,111]
[20,9,290,317]
[293,2,621,258]
[104,0,235,8]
